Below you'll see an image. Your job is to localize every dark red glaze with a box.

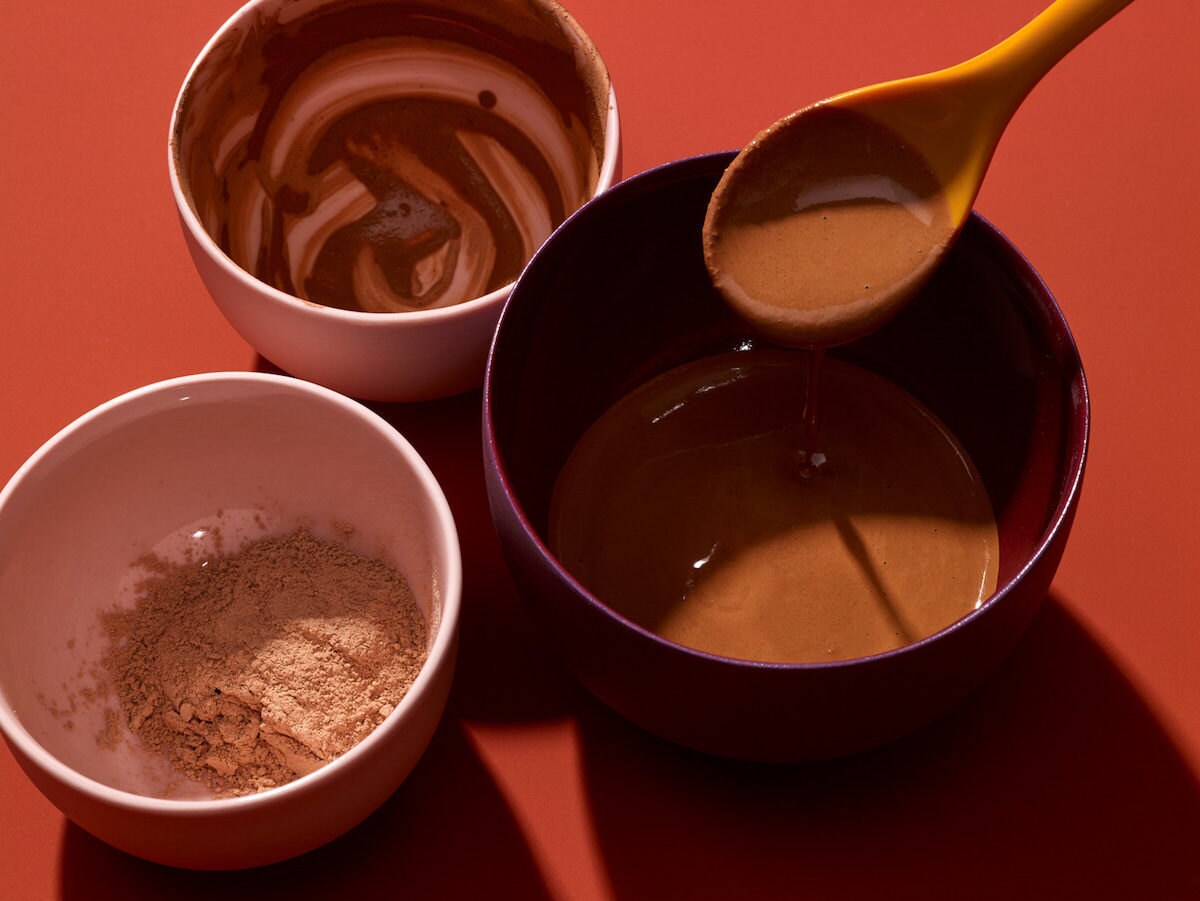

[483,152,1089,762]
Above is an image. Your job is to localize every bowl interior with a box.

[0,375,455,797]
[171,0,614,316]
[488,151,1087,635]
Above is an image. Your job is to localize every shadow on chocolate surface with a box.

[575,595,1200,899]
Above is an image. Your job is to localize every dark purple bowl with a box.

[483,152,1089,762]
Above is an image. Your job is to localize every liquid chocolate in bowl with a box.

[175,0,609,313]
[550,350,999,664]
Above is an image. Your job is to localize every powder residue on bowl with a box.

[98,528,427,797]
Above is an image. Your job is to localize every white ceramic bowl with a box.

[169,0,620,402]
[0,373,461,869]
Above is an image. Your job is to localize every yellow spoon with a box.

[703,0,1136,348]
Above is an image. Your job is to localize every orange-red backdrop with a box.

[2,1,1197,897]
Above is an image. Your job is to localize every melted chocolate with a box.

[551,351,999,663]
[705,107,955,347]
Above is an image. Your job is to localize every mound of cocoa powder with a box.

[99,528,427,798]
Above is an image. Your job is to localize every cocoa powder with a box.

[99,528,427,797]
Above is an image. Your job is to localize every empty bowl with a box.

[169,0,620,402]
[483,152,1089,762]
[0,372,462,868]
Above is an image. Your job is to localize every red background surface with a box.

[2,1,1197,897]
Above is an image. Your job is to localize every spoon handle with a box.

[871,0,1138,219]
[959,0,1137,117]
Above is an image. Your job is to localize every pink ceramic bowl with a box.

[0,373,461,868]
[168,0,620,403]
[484,152,1089,762]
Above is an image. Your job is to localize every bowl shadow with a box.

[58,714,554,898]
[573,593,1200,899]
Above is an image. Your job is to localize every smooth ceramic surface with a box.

[169,0,621,403]
[0,373,462,868]
[484,152,1089,762]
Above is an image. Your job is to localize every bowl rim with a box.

[0,371,463,813]
[483,149,1090,673]
[166,0,621,329]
